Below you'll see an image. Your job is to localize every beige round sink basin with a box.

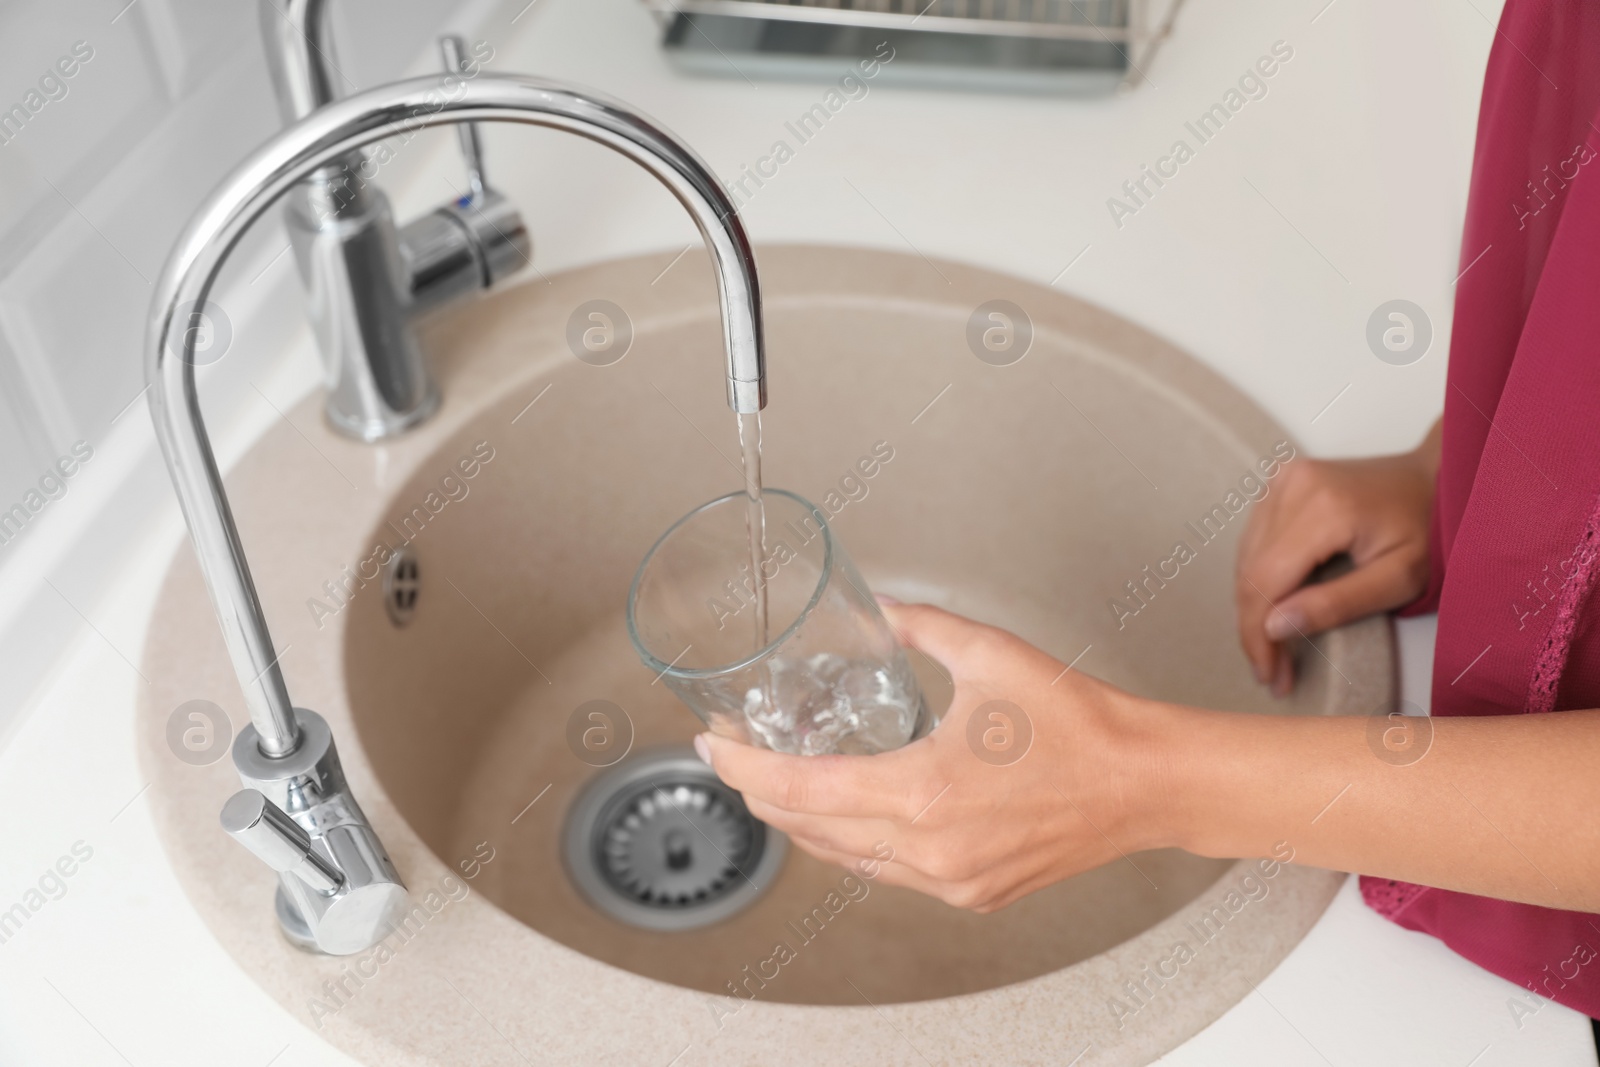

[138,245,1392,1066]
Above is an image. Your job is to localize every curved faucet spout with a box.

[147,73,767,757]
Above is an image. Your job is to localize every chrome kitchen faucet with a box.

[262,2,533,442]
[147,3,766,954]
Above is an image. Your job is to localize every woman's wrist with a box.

[1099,693,1213,856]
[1123,699,1299,861]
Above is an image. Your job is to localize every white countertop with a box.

[1,0,1593,1063]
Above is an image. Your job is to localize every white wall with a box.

[0,0,478,513]
[0,0,504,738]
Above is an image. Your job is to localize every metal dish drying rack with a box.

[641,0,1186,94]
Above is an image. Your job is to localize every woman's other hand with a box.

[1236,421,1440,696]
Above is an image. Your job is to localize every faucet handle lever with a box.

[401,36,530,313]
[221,789,344,894]
[439,36,487,202]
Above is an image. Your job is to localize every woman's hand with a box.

[696,601,1174,913]
[700,593,1600,915]
[1236,422,1440,696]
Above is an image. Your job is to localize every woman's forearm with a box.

[1156,704,1600,912]
[702,603,1600,918]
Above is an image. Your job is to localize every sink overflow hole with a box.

[384,548,420,628]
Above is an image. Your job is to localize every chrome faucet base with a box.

[227,708,409,956]
[275,884,320,952]
[322,373,441,445]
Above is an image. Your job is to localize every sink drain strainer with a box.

[563,749,786,931]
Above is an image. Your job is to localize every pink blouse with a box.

[1358,0,1600,1019]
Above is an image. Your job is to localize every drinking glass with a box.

[627,489,932,755]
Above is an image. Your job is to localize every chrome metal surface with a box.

[274,884,319,951]
[262,11,542,440]
[402,189,532,318]
[265,0,439,442]
[147,35,768,954]
[260,0,342,123]
[227,709,408,955]
[399,37,533,320]
[440,36,488,202]
[221,788,345,893]
[284,177,439,442]
[564,750,786,931]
